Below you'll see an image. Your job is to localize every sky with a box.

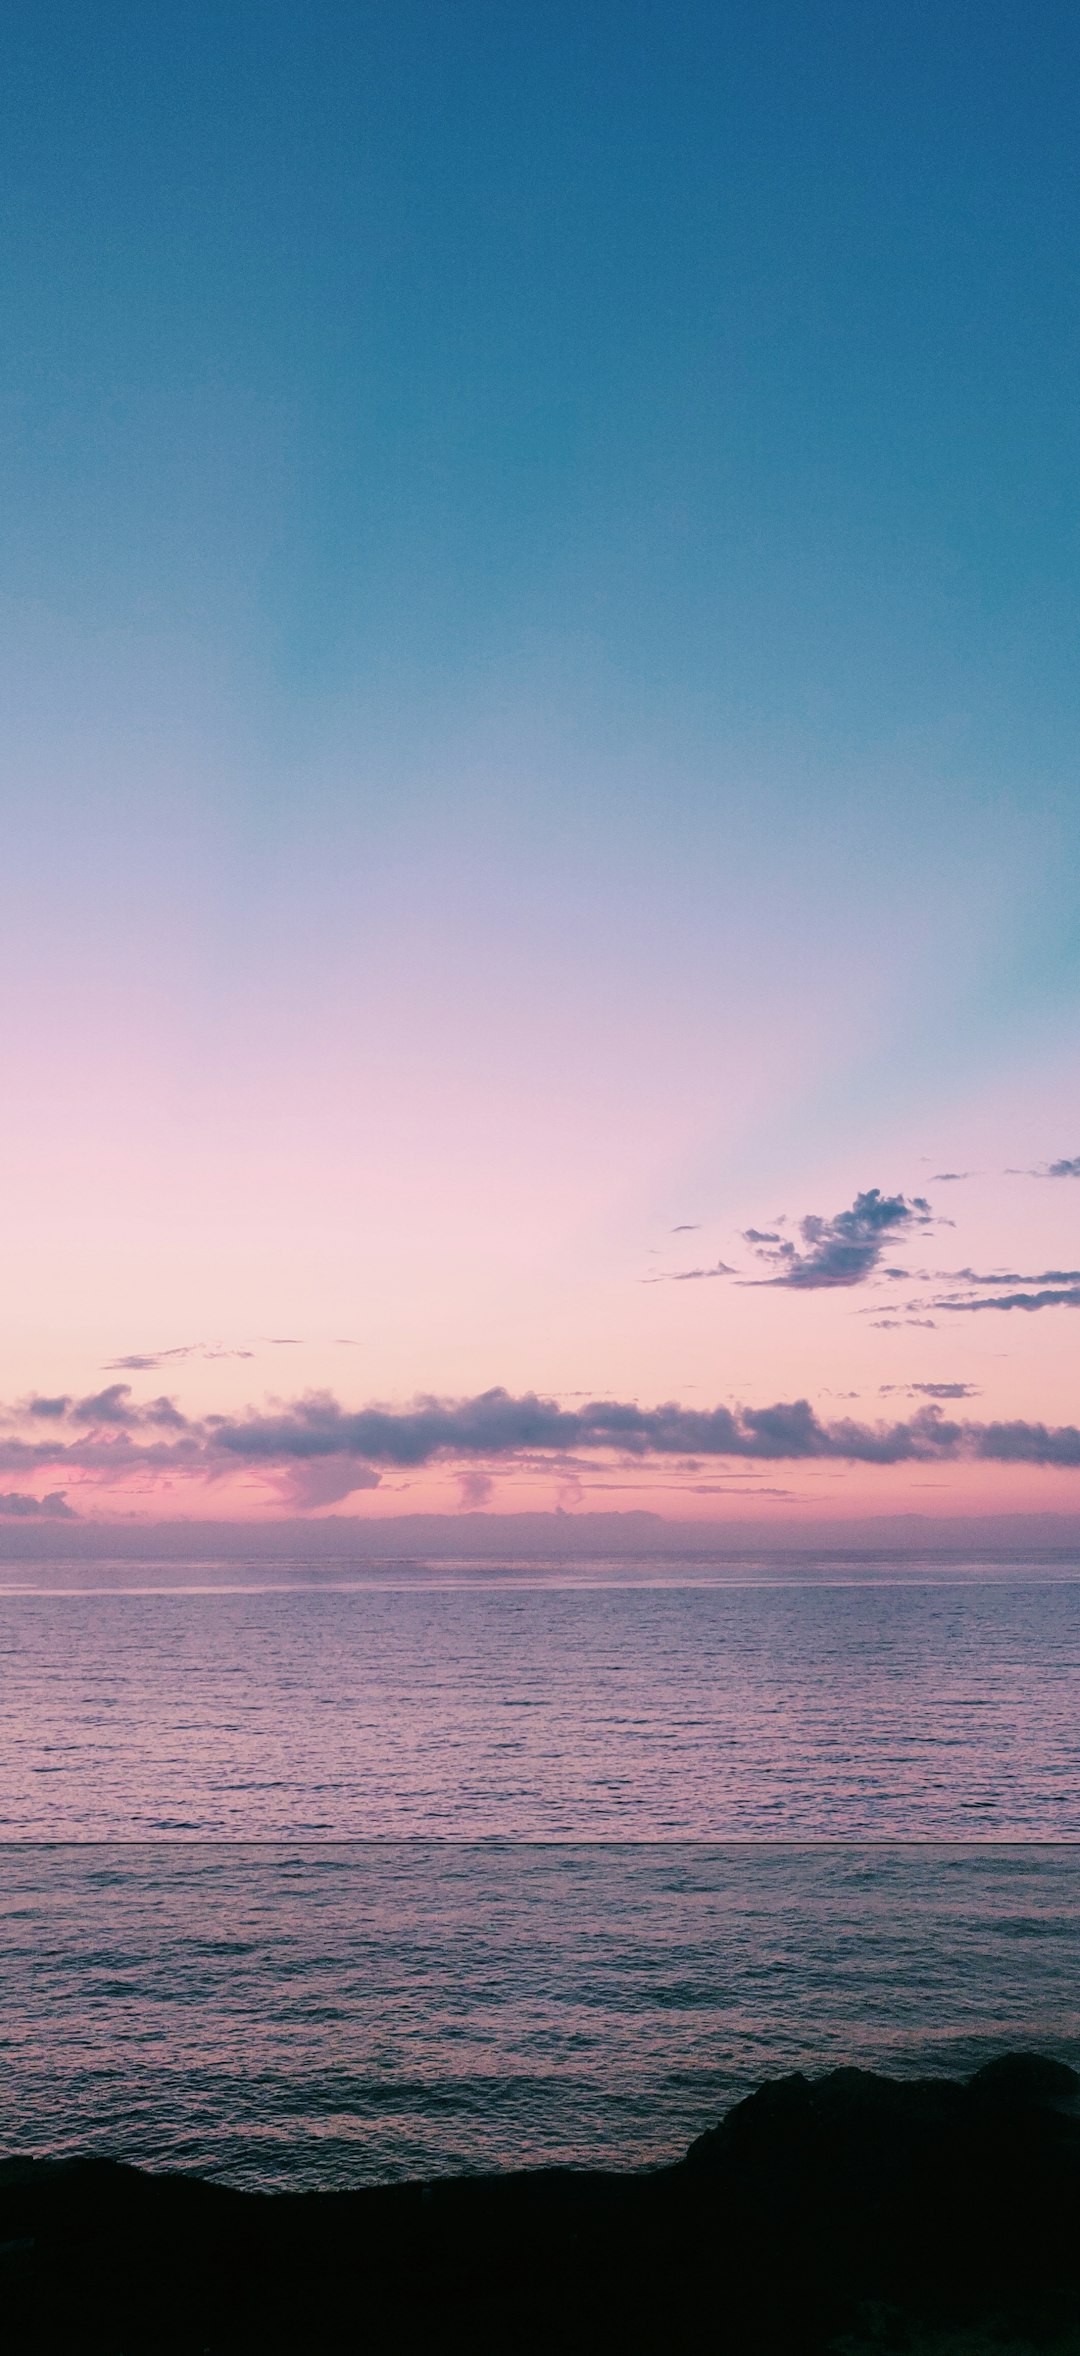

[2,0,1080,1529]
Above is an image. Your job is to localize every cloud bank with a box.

[5,1384,1080,1500]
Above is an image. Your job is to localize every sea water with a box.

[1,1562,1078,2187]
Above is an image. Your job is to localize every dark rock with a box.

[2,2054,1079,2352]
[967,2051,1080,2107]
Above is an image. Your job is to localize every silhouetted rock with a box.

[3,2054,1080,2351]
[967,2049,1080,2107]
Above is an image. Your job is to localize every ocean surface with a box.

[1,1560,1079,2188]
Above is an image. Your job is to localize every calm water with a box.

[1,1563,1078,2187]
[2,1565,1079,1837]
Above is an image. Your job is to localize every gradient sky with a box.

[3,0,1080,1525]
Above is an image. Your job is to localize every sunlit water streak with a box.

[1,1565,1078,2187]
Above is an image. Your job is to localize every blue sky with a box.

[2,1,1080,1521]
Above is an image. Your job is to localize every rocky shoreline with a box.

[2,2053,1079,2352]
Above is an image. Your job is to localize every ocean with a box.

[1,1560,1078,2189]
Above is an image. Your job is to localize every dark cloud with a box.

[0,1490,75,1518]
[743,1228,780,1244]
[26,1395,70,1419]
[931,1172,971,1182]
[670,1224,700,1233]
[747,1190,932,1290]
[644,1262,735,1284]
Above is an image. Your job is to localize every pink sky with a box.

[4,1043,1080,1527]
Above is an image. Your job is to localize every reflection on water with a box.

[1,1842,1078,2190]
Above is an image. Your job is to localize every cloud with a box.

[910,1381,979,1399]
[6,1383,1080,1492]
[868,1317,937,1329]
[743,1228,781,1244]
[944,1287,1080,1314]
[0,1490,76,1518]
[925,1265,1080,1314]
[457,1469,495,1509]
[280,1458,382,1511]
[105,1346,253,1370]
[747,1189,932,1289]
[644,1262,735,1284]
[931,1172,972,1181]
[976,1420,1080,1465]
[68,1385,190,1429]
[1046,1157,1080,1178]
[670,1223,700,1233]
[945,1267,1080,1286]
[186,1387,1080,1471]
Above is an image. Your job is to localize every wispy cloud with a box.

[644,1262,735,1284]
[746,1189,932,1289]
[926,1267,1080,1314]
[104,1344,255,1371]
[456,1468,495,1508]
[1014,1155,1080,1179]
[910,1381,979,1399]
[880,1381,979,1399]
[868,1317,937,1329]
[945,1267,1080,1286]
[944,1286,1080,1314]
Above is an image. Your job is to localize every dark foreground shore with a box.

[3,2054,1079,2353]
